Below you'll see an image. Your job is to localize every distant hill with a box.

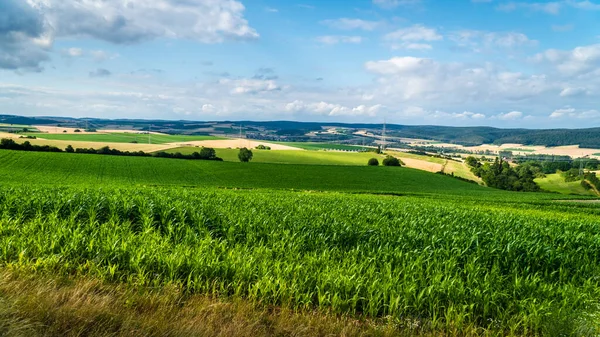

[2,114,600,148]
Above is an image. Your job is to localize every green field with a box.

[0,184,599,334]
[1,149,599,335]
[0,150,502,197]
[24,132,222,144]
[165,147,381,165]
[535,173,597,196]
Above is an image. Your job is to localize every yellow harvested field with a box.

[171,139,302,151]
[422,142,600,158]
[10,138,174,152]
[399,157,444,173]
[33,126,167,135]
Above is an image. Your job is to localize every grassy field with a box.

[535,173,597,196]
[24,133,223,144]
[0,186,599,335]
[0,150,501,197]
[0,149,598,335]
[165,147,381,165]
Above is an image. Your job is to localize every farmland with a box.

[0,184,599,335]
[0,150,496,197]
[165,147,381,165]
[25,132,223,144]
[535,173,597,196]
[0,148,598,335]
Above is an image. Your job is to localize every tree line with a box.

[0,138,222,161]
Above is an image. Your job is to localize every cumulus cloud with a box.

[533,44,600,76]
[285,100,383,116]
[1,0,258,70]
[321,18,381,31]
[315,36,363,45]
[30,0,258,44]
[0,0,50,71]
[365,56,553,102]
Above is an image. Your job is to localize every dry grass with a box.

[0,269,480,337]
[172,139,303,150]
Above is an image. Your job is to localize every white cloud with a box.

[533,44,600,76]
[315,35,363,45]
[220,78,282,95]
[497,2,562,14]
[496,111,523,120]
[496,1,600,14]
[450,30,537,51]
[385,25,442,42]
[364,56,554,104]
[1,0,258,70]
[285,100,383,116]
[384,25,442,50]
[550,107,600,119]
[559,87,589,97]
[321,18,381,31]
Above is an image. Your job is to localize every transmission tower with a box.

[382,120,386,151]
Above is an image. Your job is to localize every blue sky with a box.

[1,0,599,128]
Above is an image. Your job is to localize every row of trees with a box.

[0,138,222,161]
[465,156,540,192]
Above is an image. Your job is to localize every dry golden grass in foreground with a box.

[0,269,491,337]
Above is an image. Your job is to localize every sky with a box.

[0,0,599,128]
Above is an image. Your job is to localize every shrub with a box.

[368,158,379,166]
[65,145,74,153]
[238,147,253,162]
[256,145,271,150]
[382,156,401,167]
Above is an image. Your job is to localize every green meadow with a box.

[165,147,380,165]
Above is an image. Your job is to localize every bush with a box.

[238,147,253,162]
[74,129,81,133]
[65,145,74,153]
[367,158,379,166]
[256,145,271,150]
[382,156,401,167]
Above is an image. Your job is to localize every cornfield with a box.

[0,185,598,334]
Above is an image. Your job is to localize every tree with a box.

[198,147,217,160]
[368,158,379,166]
[375,145,382,154]
[66,145,74,153]
[465,156,480,168]
[238,147,253,162]
[382,155,401,167]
